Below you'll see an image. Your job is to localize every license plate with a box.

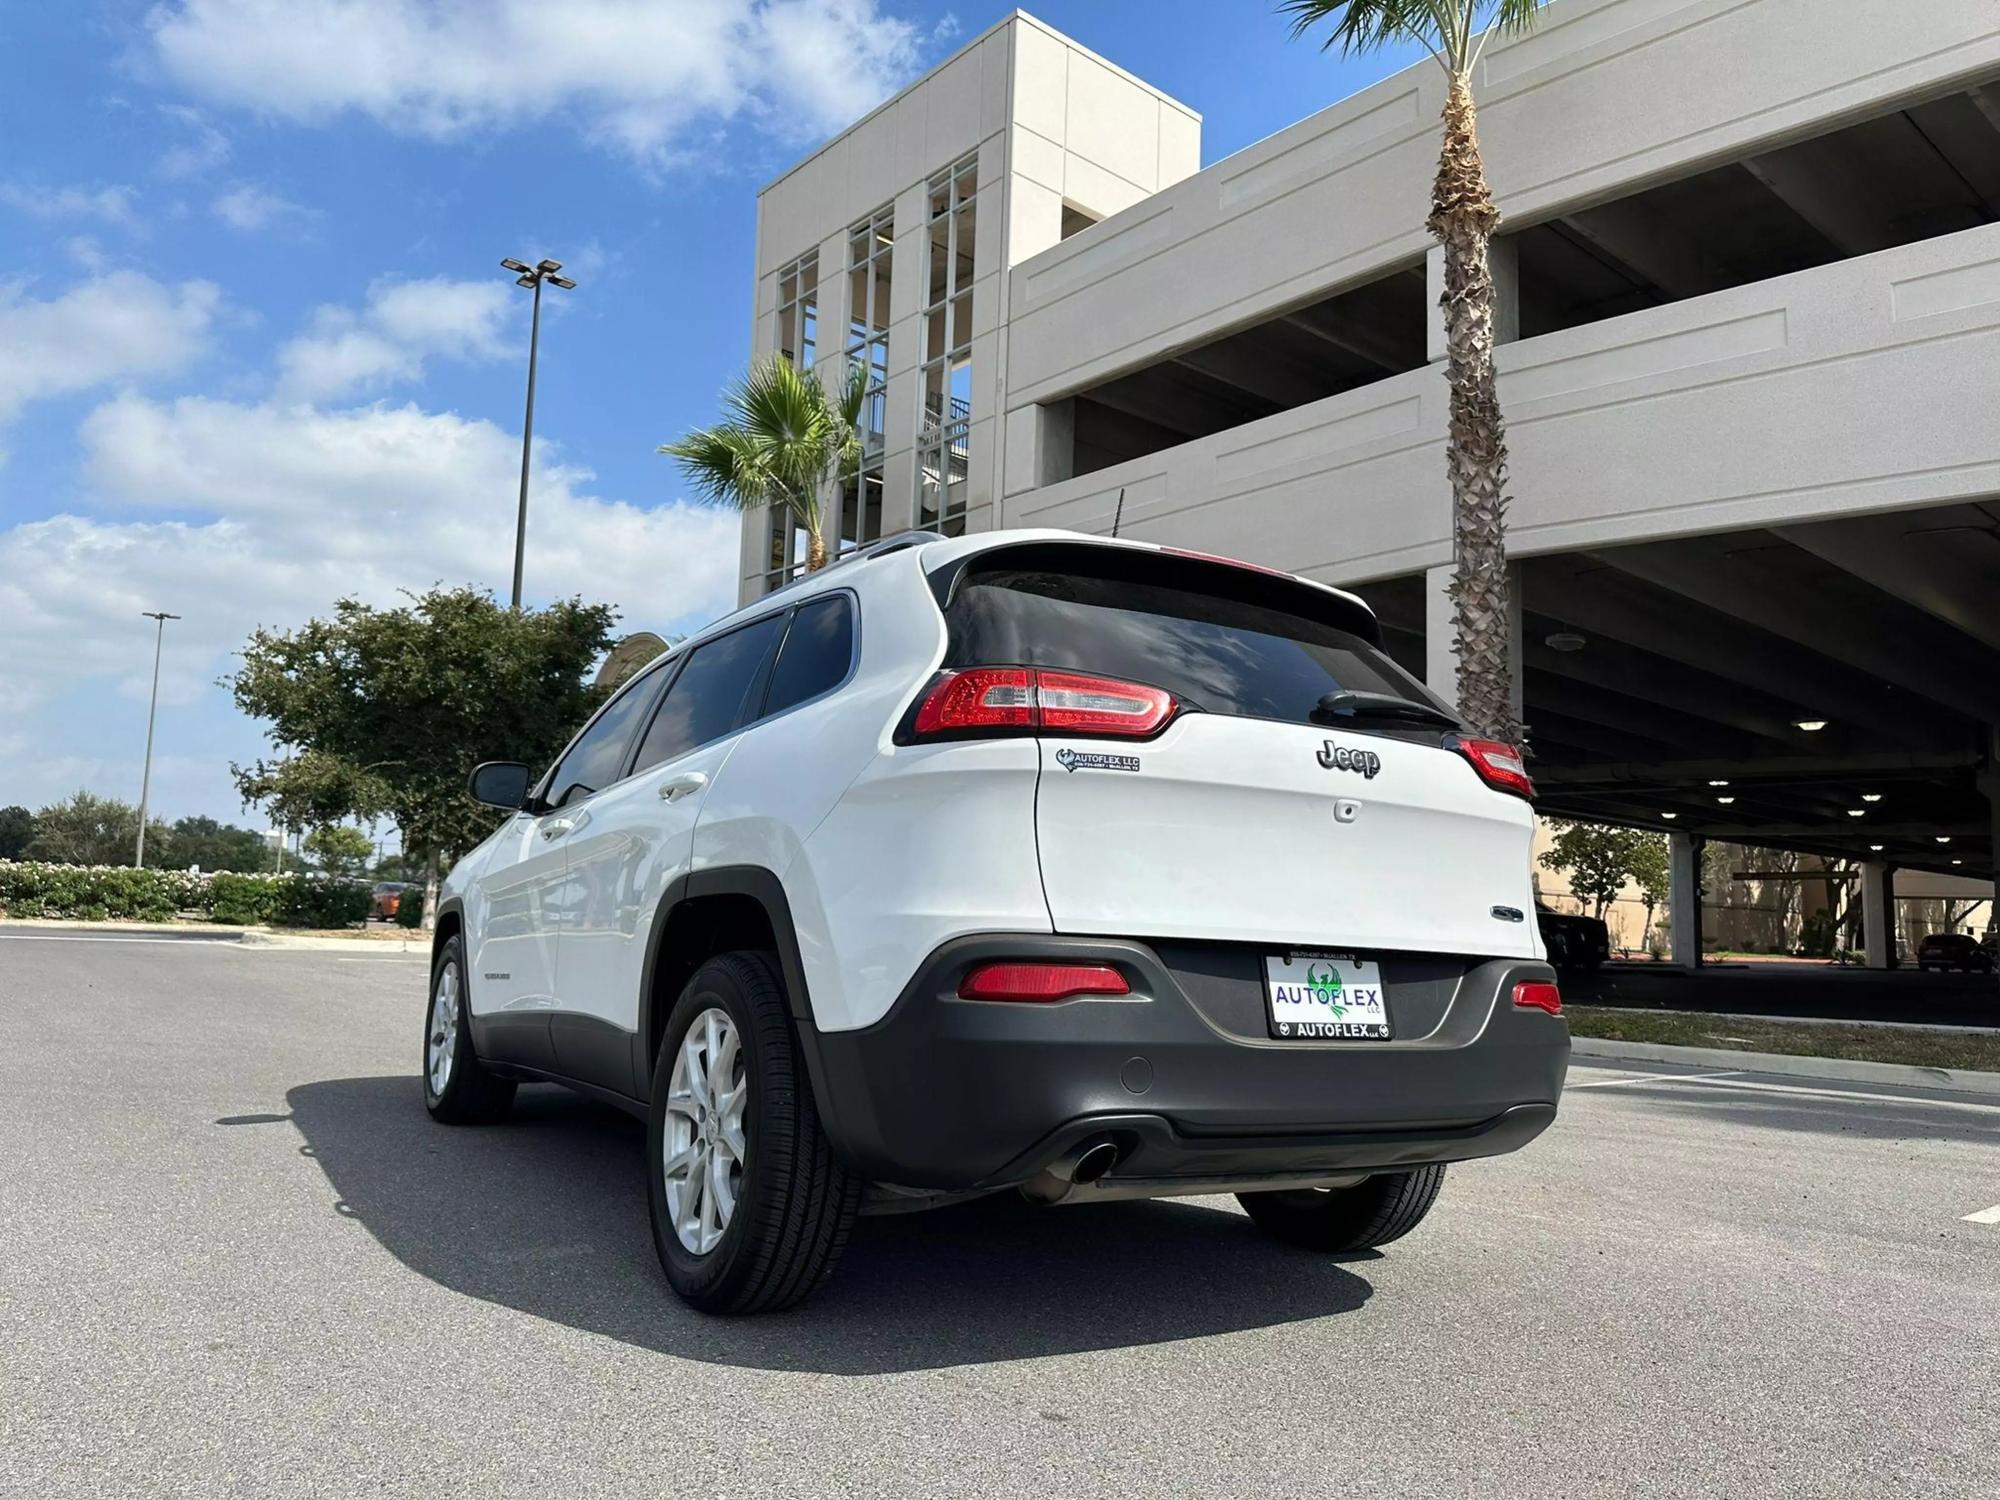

[1264,951,1391,1040]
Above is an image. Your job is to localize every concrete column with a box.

[1668,831,1703,968]
[1983,726,1999,945]
[1859,860,1893,970]
[1425,237,1521,364]
[1425,561,1456,707]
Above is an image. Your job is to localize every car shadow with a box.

[279,1076,1373,1375]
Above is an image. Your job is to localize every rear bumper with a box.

[800,934,1569,1193]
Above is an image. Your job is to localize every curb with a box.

[237,930,427,954]
[1570,1037,2000,1099]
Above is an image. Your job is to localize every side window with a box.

[763,596,855,718]
[630,614,786,775]
[543,666,665,809]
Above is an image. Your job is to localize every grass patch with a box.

[1565,1005,2000,1074]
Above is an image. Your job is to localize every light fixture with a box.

[500,258,530,273]
[1793,719,1828,732]
[1716,795,1736,805]
[1861,793,1882,803]
[1661,812,1678,820]
[1545,630,1587,653]
[1936,836,1952,844]
[1952,859,1963,866]
[1708,779,1730,787]
[1846,809,1865,818]
[536,258,563,273]
[1869,844,1884,852]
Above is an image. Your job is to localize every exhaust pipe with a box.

[1021,1136,1123,1204]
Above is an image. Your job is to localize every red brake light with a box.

[911,668,1176,740]
[1161,546,1296,582]
[1452,737,1534,800]
[959,962,1131,1002]
[1512,980,1563,1016]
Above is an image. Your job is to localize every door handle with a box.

[659,771,710,802]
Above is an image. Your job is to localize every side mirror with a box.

[468,761,532,810]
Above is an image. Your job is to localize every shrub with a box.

[0,861,371,928]
[395,888,425,929]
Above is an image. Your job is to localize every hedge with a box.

[0,861,372,928]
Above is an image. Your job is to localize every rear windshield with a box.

[941,546,1450,734]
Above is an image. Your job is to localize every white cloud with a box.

[0,394,740,731]
[157,106,232,179]
[275,276,513,401]
[0,183,140,227]
[146,0,926,164]
[212,184,317,234]
[0,272,220,422]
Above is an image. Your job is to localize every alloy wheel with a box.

[663,1007,748,1255]
[427,962,460,1096]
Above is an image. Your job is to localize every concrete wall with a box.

[1006,221,2000,585]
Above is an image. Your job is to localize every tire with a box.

[1237,1165,1447,1252]
[646,951,860,1314]
[422,936,516,1124]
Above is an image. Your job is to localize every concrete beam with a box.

[1738,153,1895,258]
[1773,522,2000,654]
[1285,303,1412,377]
[1557,198,1710,299]
[1521,635,1804,748]
[1536,749,1981,792]
[1587,545,2000,725]
[1171,341,1329,411]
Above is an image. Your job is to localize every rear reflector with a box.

[911,668,1176,740]
[1512,980,1563,1016]
[1451,736,1534,800]
[958,962,1131,1003]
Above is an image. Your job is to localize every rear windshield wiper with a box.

[1314,690,1460,728]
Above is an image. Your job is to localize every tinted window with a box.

[762,596,854,718]
[945,555,1444,733]
[544,666,666,808]
[632,614,786,773]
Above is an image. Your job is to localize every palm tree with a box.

[1281,0,1547,741]
[662,356,870,574]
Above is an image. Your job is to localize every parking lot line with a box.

[1607,1072,2000,1115]
[1963,1203,2000,1225]
[0,933,230,946]
[1566,1069,1742,1089]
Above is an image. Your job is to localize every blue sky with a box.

[0,0,1422,827]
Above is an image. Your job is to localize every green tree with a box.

[1539,820,1666,924]
[1282,0,1549,740]
[1626,830,1671,953]
[159,815,272,873]
[26,790,167,867]
[661,355,869,573]
[228,587,618,926]
[0,805,34,859]
[302,824,374,876]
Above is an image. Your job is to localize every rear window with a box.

[941,545,1447,732]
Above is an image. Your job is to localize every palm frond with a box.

[1279,0,1542,71]
[659,427,776,512]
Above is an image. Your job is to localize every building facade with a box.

[741,0,2000,937]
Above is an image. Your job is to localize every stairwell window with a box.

[841,204,894,549]
[775,251,818,369]
[917,154,977,536]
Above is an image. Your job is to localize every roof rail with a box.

[830,529,947,568]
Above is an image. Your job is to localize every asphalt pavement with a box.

[3,923,1997,1499]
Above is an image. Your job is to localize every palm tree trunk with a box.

[1428,73,1520,743]
[805,529,827,572]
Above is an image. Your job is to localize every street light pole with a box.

[500,257,577,610]
[134,610,180,868]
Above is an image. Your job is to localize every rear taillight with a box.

[910,668,1176,740]
[958,962,1131,1003]
[1451,736,1534,800]
[1512,980,1563,1016]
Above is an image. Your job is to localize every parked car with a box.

[370,882,412,921]
[1537,904,1611,975]
[424,529,1570,1313]
[1915,933,1995,974]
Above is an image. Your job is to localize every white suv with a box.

[426,528,1568,1313]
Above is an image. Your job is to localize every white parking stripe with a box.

[1610,1072,2000,1115]
[1964,1203,2000,1225]
[0,934,232,946]
[1567,1070,1743,1089]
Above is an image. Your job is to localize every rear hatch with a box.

[920,541,1539,961]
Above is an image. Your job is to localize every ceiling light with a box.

[1936,836,1952,844]
[1846,809,1865,818]
[1951,859,1963,866]
[1545,630,1587,653]
[1869,844,1885,852]
[1716,795,1736,805]
[1793,719,1827,732]
[1661,812,1678,820]
[1708,779,1730,788]
[1861,793,1882,803]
